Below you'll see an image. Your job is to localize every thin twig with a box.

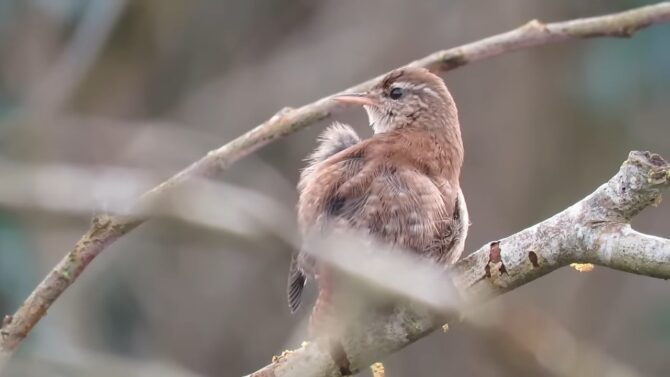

[2,1,670,367]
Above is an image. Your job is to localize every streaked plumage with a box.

[287,68,469,324]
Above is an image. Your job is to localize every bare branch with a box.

[247,151,670,377]
[590,227,670,278]
[454,152,670,300]
[2,2,670,367]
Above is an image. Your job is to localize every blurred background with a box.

[0,0,669,376]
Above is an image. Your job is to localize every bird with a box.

[287,67,469,337]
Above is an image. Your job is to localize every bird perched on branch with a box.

[288,67,469,336]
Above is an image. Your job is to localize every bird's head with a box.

[333,67,458,134]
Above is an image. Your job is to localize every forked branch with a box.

[247,151,670,377]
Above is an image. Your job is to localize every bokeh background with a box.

[1,0,669,376]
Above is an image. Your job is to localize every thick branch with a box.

[248,151,670,377]
[453,152,670,299]
[2,1,670,366]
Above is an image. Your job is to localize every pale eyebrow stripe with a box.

[392,81,441,99]
[422,87,440,98]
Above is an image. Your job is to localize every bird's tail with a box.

[287,253,306,313]
[308,122,361,164]
[299,123,361,185]
[288,123,360,313]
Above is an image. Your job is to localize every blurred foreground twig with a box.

[2,2,670,371]
[472,299,644,377]
[0,160,297,242]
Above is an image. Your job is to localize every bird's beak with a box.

[332,92,377,107]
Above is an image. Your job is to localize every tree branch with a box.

[247,151,670,377]
[2,2,670,368]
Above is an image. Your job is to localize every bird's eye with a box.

[389,87,404,100]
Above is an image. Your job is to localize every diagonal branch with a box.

[247,151,670,377]
[2,2,670,367]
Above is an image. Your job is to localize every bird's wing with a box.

[292,132,467,310]
[299,142,460,259]
[345,167,460,261]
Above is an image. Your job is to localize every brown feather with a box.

[298,127,461,258]
[289,67,469,327]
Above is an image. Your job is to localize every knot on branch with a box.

[270,107,295,123]
[632,151,670,185]
[521,19,548,33]
[605,151,669,219]
[484,242,508,279]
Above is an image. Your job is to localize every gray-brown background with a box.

[1,0,669,376]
